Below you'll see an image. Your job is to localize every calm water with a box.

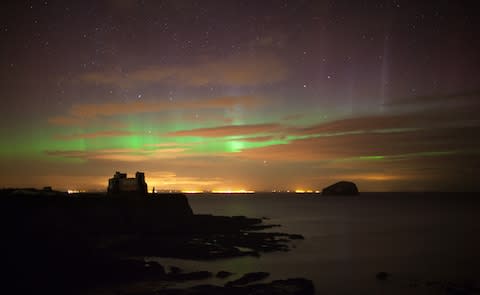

[150,193,480,294]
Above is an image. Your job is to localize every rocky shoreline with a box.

[86,260,314,295]
[1,191,314,294]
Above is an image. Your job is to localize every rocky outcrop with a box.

[160,278,315,294]
[2,192,194,234]
[216,271,233,278]
[322,181,359,196]
[1,191,309,295]
[225,272,270,287]
[376,271,390,280]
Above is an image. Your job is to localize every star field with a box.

[0,0,479,191]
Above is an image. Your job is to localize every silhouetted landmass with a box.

[376,271,390,280]
[158,278,315,295]
[374,272,480,295]
[322,181,359,195]
[216,270,234,278]
[225,272,270,287]
[0,189,309,294]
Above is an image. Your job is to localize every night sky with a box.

[1,0,479,192]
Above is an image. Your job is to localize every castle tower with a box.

[107,171,148,195]
[135,172,148,195]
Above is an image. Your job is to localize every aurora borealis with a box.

[1,1,479,192]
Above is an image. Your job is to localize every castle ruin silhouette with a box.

[107,171,148,195]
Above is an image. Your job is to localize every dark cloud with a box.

[167,123,282,138]
[80,53,287,87]
[47,96,259,125]
[385,90,480,108]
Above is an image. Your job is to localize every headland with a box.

[0,172,312,294]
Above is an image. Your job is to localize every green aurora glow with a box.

[1,1,479,191]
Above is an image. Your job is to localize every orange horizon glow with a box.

[211,189,255,194]
[21,170,415,193]
[295,189,318,193]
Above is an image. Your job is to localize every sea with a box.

[149,192,480,294]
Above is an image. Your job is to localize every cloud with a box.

[237,125,480,162]
[282,113,304,121]
[54,130,149,140]
[237,135,281,142]
[47,96,259,125]
[178,112,234,124]
[231,95,480,162]
[290,107,480,136]
[45,147,189,162]
[167,123,282,137]
[48,117,131,128]
[290,114,417,135]
[47,116,85,126]
[384,90,480,108]
[143,142,198,148]
[81,53,287,87]
[146,171,223,189]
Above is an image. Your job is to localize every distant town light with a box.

[211,189,255,194]
[296,189,316,193]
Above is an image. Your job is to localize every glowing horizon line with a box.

[211,189,255,193]
[295,189,319,193]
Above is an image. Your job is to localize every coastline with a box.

[2,190,479,294]
[1,190,313,294]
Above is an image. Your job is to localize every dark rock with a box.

[168,271,213,281]
[159,278,314,295]
[445,281,478,295]
[376,272,390,281]
[1,191,305,294]
[446,286,471,295]
[146,261,166,274]
[322,181,359,196]
[170,266,183,274]
[244,278,315,295]
[188,284,225,294]
[225,272,270,287]
[288,234,305,240]
[216,271,233,279]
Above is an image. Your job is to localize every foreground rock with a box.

[322,181,359,195]
[159,278,315,295]
[410,277,480,294]
[168,270,213,281]
[376,271,390,280]
[225,272,270,287]
[216,271,233,278]
[1,191,308,294]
